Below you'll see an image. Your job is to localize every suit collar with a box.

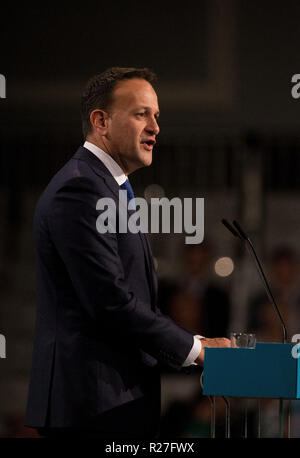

[73,146,120,200]
[73,146,136,217]
[83,141,127,186]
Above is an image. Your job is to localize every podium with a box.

[202,343,300,437]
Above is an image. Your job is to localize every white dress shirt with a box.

[83,140,203,366]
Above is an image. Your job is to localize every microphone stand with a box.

[222,218,287,344]
[222,218,289,438]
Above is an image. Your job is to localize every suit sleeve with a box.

[48,176,194,370]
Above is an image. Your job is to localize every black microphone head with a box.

[232,220,248,241]
[221,218,240,238]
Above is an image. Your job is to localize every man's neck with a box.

[85,136,128,176]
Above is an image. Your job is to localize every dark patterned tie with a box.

[120,179,136,211]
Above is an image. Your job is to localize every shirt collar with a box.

[83,141,127,186]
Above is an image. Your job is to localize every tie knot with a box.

[120,179,136,211]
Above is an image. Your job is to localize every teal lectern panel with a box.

[203,343,300,399]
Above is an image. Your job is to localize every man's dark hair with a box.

[81,67,157,138]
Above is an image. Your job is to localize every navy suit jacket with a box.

[25,146,194,435]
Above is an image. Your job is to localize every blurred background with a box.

[1,0,300,438]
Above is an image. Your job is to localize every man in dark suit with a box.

[25,67,230,438]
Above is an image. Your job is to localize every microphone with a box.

[221,218,240,238]
[222,218,288,344]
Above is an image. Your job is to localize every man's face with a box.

[103,78,160,174]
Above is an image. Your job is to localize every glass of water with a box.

[230,332,256,349]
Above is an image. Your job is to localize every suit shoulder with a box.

[35,159,108,219]
[43,157,108,197]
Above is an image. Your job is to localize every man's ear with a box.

[89,109,110,133]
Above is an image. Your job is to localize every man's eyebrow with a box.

[135,106,160,116]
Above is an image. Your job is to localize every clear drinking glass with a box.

[230,332,256,348]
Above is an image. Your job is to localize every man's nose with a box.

[146,117,160,136]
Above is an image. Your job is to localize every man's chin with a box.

[141,157,152,168]
[139,149,153,167]
[127,149,153,173]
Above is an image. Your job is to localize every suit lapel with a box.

[138,232,158,309]
[73,146,121,200]
[74,146,157,307]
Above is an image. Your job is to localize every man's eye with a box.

[136,112,145,117]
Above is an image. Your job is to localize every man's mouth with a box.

[141,139,156,151]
